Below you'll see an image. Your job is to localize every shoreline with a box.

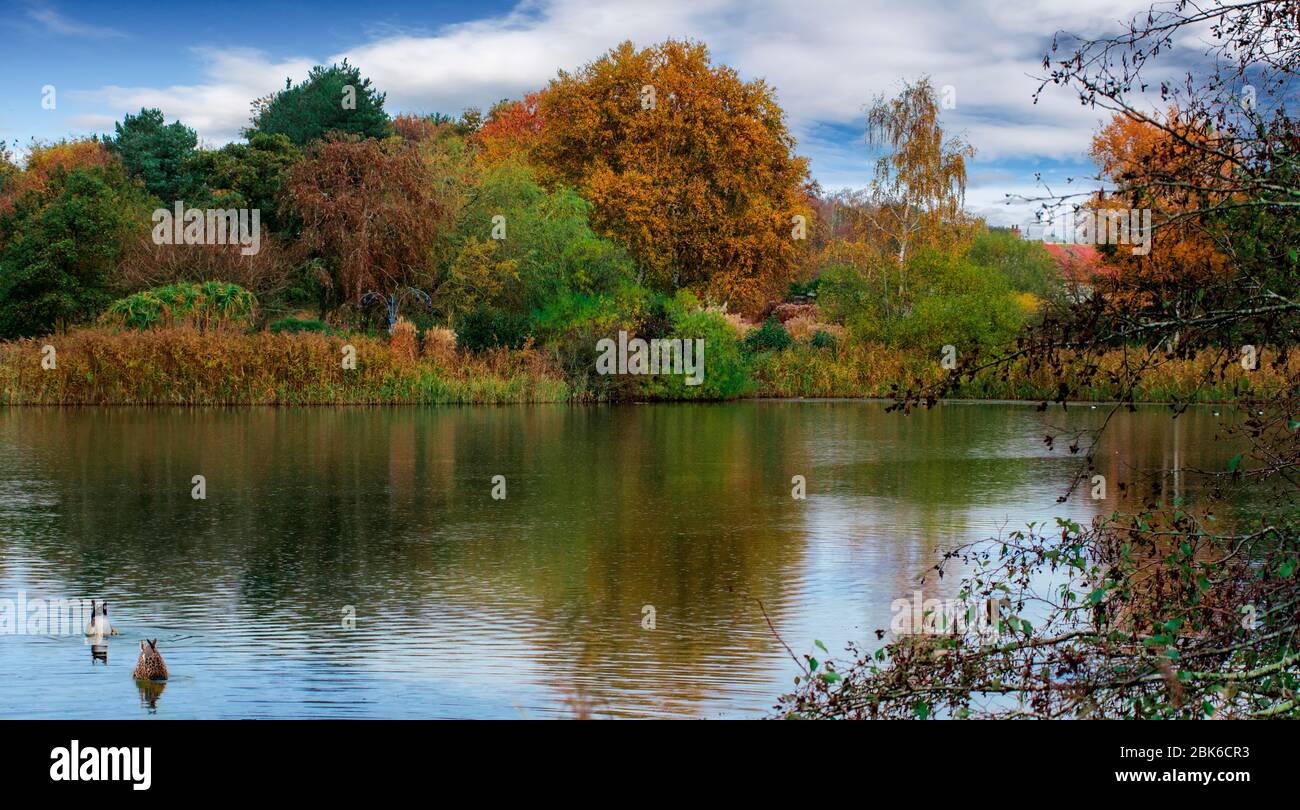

[0,396,1244,408]
[2,328,1289,408]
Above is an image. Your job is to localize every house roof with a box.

[1041,242,1113,284]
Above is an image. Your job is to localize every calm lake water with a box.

[0,401,1236,718]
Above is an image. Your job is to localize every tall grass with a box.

[1,328,1287,405]
[753,342,1299,402]
[0,327,571,405]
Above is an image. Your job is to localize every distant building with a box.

[1040,242,1117,300]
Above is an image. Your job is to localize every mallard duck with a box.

[132,639,168,681]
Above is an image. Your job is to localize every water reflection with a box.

[0,402,1239,718]
[136,679,166,712]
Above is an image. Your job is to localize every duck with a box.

[84,600,118,638]
[132,639,169,682]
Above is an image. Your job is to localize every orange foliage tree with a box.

[530,39,812,314]
[1087,110,1231,296]
[474,93,544,164]
[0,138,118,219]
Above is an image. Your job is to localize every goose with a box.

[84,600,118,638]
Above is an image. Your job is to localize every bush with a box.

[741,316,793,354]
[641,298,754,400]
[883,251,1027,353]
[819,250,1028,354]
[810,329,838,351]
[101,281,256,333]
[456,306,531,352]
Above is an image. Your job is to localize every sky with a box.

[0,0,1176,226]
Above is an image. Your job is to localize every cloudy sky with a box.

[0,0,1168,225]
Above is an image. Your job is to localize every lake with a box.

[0,401,1235,718]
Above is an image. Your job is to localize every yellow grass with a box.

[0,327,571,405]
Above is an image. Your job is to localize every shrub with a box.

[529,286,648,401]
[641,302,753,400]
[966,228,1061,298]
[810,329,838,351]
[456,306,531,352]
[883,251,1027,353]
[741,316,793,354]
[116,229,299,304]
[100,281,256,333]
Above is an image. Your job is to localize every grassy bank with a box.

[1,327,1291,405]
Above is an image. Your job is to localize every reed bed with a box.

[1,327,1288,405]
[752,343,1298,402]
[0,327,571,405]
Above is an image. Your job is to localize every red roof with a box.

[1041,242,1112,284]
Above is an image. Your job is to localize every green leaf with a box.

[912,700,930,720]
[1227,453,1243,473]
[814,639,828,654]
[1088,588,1105,605]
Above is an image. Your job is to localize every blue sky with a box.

[1,0,1159,226]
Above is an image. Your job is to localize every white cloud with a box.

[68,0,1162,222]
[25,2,126,39]
[70,48,318,146]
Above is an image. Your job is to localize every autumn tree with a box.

[531,39,812,313]
[0,158,152,337]
[474,93,544,164]
[285,135,449,311]
[1086,110,1232,311]
[864,77,975,269]
[0,138,116,220]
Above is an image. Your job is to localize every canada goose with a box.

[84,600,118,638]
